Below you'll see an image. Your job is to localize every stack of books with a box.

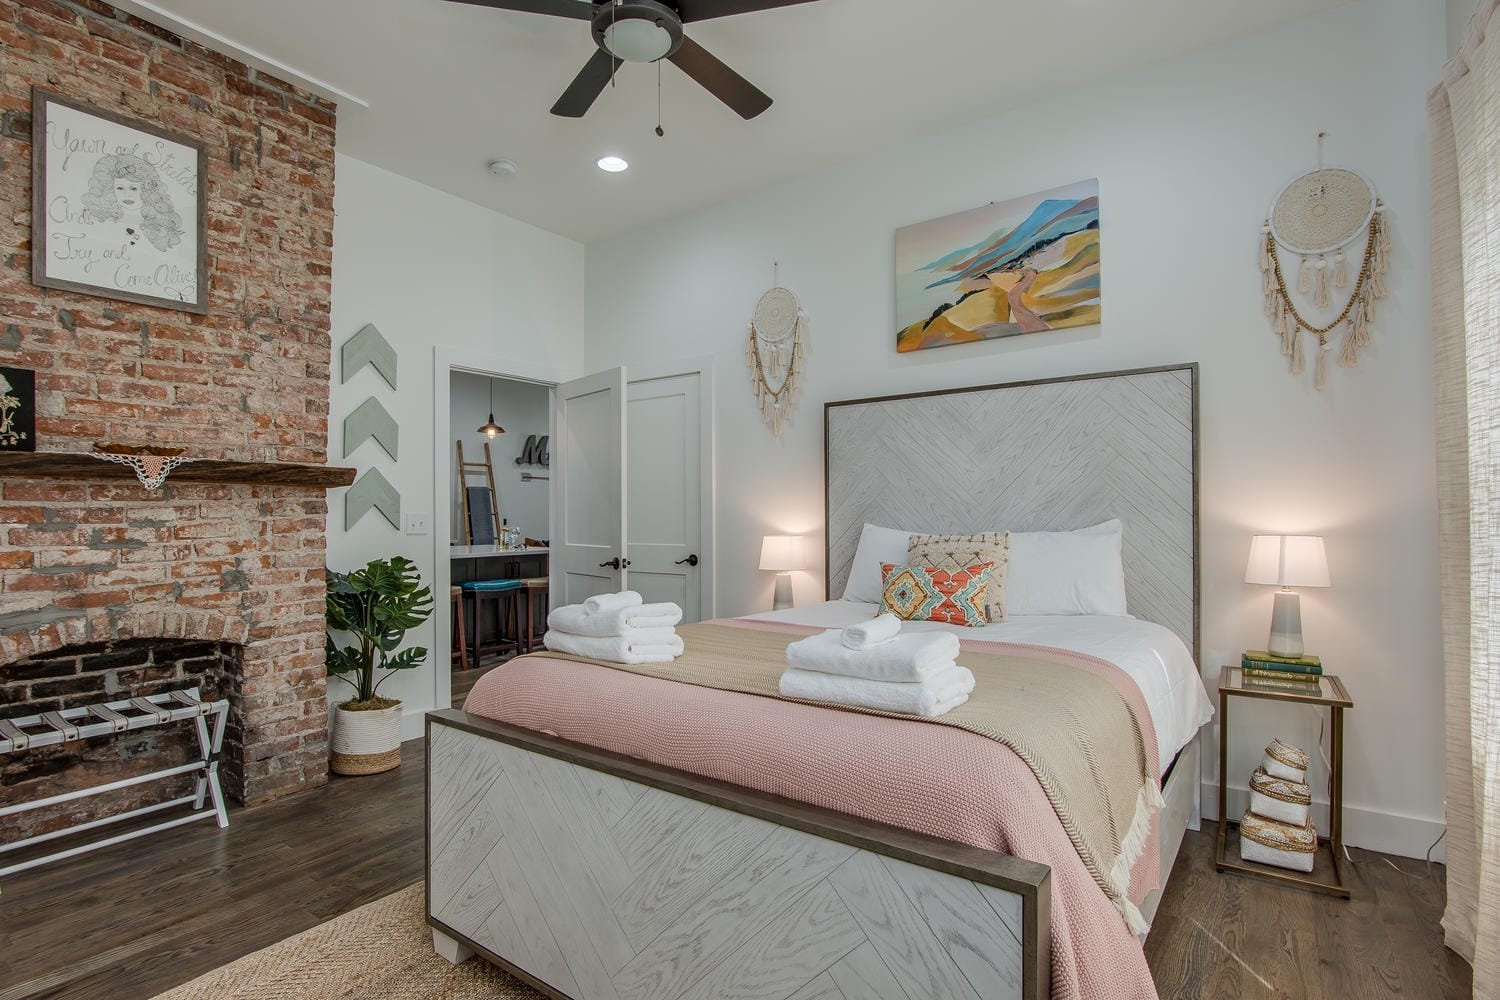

[1241,650,1322,690]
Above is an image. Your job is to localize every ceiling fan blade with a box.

[668,36,772,119]
[443,0,596,19]
[551,49,624,117]
[673,0,818,23]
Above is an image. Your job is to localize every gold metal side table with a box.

[1214,665,1353,898]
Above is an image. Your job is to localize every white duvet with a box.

[748,600,1214,776]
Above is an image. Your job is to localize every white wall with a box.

[449,372,551,543]
[584,0,1447,857]
[329,153,584,734]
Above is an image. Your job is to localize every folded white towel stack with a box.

[549,601,683,638]
[788,629,960,682]
[543,629,685,665]
[544,591,685,664]
[780,664,974,717]
[841,613,902,651]
[780,619,971,717]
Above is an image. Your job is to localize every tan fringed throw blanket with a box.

[535,622,1163,932]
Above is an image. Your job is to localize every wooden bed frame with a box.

[426,364,1202,1000]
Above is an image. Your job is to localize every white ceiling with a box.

[139,0,1349,242]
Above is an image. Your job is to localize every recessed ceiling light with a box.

[597,155,629,173]
[487,158,518,177]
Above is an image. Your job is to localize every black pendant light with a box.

[477,378,504,439]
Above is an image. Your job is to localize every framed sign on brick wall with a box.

[30,88,209,314]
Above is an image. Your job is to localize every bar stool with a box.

[461,579,523,667]
[519,578,550,654]
[450,585,469,671]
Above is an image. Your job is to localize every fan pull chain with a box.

[656,58,664,137]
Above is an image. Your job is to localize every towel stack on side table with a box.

[544,591,684,664]
[780,614,973,717]
[1239,738,1317,872]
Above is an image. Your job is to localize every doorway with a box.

[433,352,560,716]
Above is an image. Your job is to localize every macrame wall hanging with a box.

[1259,133,1389,390]
[745,262,809,436]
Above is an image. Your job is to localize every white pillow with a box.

[1007,519,1128,616]
[842,523,914,604]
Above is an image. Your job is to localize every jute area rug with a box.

[151,882,544,1000]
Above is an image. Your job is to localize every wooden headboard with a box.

[824,364,1199,661]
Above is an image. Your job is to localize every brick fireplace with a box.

[0,0,338,835]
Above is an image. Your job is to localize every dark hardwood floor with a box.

[0,727,1471,1000]
[0,742,427,1000]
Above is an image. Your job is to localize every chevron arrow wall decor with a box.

[345,468,401,530]
[341,323,398,389]
[344,397,399,460]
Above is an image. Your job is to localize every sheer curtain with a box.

[1430,1,1500,991]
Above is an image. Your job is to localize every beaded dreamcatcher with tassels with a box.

[745,262,809,437]
[1259,135,1389,390]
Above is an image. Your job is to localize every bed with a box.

[426,364,1209,1000]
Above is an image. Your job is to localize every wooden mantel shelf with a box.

[0,452,356,489]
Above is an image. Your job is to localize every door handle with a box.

[674,554,700,567]
[599,557,620,570]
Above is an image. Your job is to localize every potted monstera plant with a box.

[325,556,434,776]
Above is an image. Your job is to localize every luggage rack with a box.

[0,688,229,878]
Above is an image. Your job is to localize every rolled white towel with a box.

[841,613,901,650]
[548,602,684,638]
[544,629,684,665]
[779,665,974,717]
[585,591,642,614]
[787,628,961,682]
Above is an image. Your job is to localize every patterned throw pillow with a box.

[906,532,1011,622]
[880,561,994,627]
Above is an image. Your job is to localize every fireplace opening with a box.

[0,638,244,843]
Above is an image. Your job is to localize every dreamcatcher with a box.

[745,262,809,436]
[1259,134,1389,390]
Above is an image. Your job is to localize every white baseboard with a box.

[401,706,429,743]
[1201,780,1446,862]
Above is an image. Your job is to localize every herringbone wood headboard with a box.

[824,364,1199,662]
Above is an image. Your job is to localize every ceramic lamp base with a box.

[1267,589,1304,659]
[772,572,794,611]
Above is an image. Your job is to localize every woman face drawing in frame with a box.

[78,152,184,253]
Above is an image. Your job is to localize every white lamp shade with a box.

[1245,534,1330,588]
[759,535,806,572]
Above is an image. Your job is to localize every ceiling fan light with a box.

[601,18,672,62]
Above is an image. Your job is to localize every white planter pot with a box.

[330,702,403,775]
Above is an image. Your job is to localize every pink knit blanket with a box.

[463,618,1163,999]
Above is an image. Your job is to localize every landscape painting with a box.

[896,179,1101,353]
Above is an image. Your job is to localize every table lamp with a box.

[1244,534,1330,658]
[759,535,806,611]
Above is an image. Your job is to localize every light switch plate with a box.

[404,512,430,536]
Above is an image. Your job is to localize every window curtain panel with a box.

[1430,0,1500,989]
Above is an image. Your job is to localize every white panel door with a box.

[627,371,708,622]
[553,368,626,607]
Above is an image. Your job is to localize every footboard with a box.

[426,709,1051,1000]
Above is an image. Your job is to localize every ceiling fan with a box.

[445,0,818,120]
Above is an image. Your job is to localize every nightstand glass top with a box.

[1219,666,1352,708]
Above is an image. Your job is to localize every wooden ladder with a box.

[456,440,501,545]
